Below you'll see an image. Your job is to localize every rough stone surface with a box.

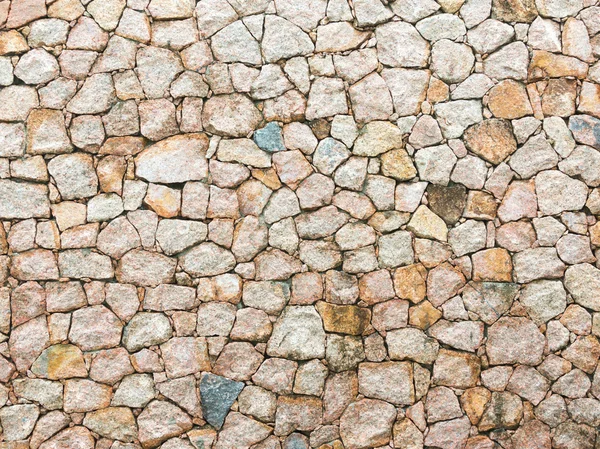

[0,3,597,447]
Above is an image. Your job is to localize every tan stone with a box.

[461,387,491,425]
[464,119,517,165]
[407,205,448,242]
[590,222,600,247]
[0,30,29,55]
[464,191,497,220]
[528,50,588,81]
[31,344,87,380]
[393,264,427,303]
[99,136,146,156]
[472,248,513,282]
[433,349,481,389]
[144,184,180,218]
[478,392,523,431]
[578,81,600,119]
[251,168,281,190]
[381,148,417,181]
[427,77,449,104]
[492,0,537,22]
[97,156,126,194]
[541,78,577,117]
[26,109,72,155]
[487,80,533,119]
[315,301,370,336]
[409,300,442,330]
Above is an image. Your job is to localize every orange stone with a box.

[393,264,427,303]
[409,300,442,330]
[472,248,513,282]
[487,80,533,119]
[461,387,492,425]
[315,301,371,336]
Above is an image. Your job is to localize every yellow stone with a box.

[0,30,29,55]
[578,81,600,119]
[464,191,497,220]
[381,148,417,181]
[252,168,282,190]
[409,300,442,330]
[315,301,371,336]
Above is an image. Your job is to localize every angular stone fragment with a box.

[138,400,193,448]
[464,119,517,164]
[387,328,439,364]
[315,22,370,52]
[213,412,272,449]
[306,77,348,120]
[122,312,172,352]
[200,373,244,429]
[382,69,430,117]
[267,306,326,360]
[203,94,262,137]
[12,249,59,281]
[376,21,429,68]
[521,280,567,324]
[69,305,122,351]
[31,344,87,380]
[359,362,414,405]
[38,426,95,449]
[180,242,235,277]
[425,417,471,449]
[0,180,49,219]
[339,399,396,449]
[136,134,208,184]
[27,109,72,155]
[161,337,210,378]
[0,404,40,441]
[117,249,176,287]
[316,302,370,335]
[263,15,314,62]
[432,349,480,389]
[564,264,600,311]
[487,317,545,366]
[407,205,448,242]
[274,395,322,435]
[483,42,529,81]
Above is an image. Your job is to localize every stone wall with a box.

[0,0,600,448]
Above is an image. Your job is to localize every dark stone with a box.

[253,122,285,152]
[309,118,331,140]
[569,115,600,150]
[200,373,244,429]
[284,433,310,449]
[426,184,467,225]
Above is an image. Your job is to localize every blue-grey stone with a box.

[253,122,285,152]
[200,373,244,429]
[284,433,309,449]
[569,114,600,150]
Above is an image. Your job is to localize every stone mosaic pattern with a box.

[1,0,600,448]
